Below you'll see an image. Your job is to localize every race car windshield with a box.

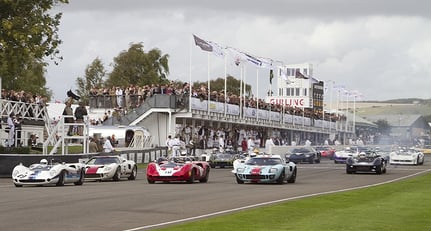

[87,157,120,165]
[245,158,282,166]
[29,164,52,170]
[289,148,312,153]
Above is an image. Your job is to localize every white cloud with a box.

[46,0,431,101]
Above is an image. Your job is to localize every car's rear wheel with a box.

[56,171,65,186]
[74,168,85,185]
[113,167,121,181]
[287,168,297,183]
[128,165,137,180]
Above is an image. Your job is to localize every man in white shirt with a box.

[247,137,255,155]
[103,137,115,153]
[265,137,275,153]
[7,113,15,147]
[169,135,181,157]
[115,87,123,108]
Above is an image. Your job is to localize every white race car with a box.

[84,156,137,181]
[389,147,425,165]
[12,159,85,187]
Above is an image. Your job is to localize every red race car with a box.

[315,146,336,160]
[146,156,210,184]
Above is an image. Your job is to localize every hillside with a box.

[354,101,431,123]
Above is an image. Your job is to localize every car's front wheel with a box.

[287,168,297,183]
[199,168,210,183]
[187,169,195,184]
[113,167,121,181]
[56,171,65,186]
[235,174,244,184]
[276,171,285,184]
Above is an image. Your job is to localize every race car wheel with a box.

[14,183,22,187]
[376,165,383,174]
[346,168,354,174]
[56,171,66,186]
[287,168,297,183]
[113,167,121,181]
[147,179,155,184]
[235,174,244,184]
[276,171,285,184]
[74,168,85,185]
[187,170,195,184]
[199,168,210,183]
[128,165,137,180]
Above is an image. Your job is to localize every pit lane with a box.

[0,159,429,231]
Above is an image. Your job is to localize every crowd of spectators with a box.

[88,81,345,123]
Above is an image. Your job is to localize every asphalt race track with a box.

[1,159,430,231]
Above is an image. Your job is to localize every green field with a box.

[156,172,431,231]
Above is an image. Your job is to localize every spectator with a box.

[74,101,88,136]
[89,137,99,153]
[103,136,115,153]
[62,100,74,136]
[7,112,15,147]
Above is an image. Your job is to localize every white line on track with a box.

[123,168,431,231]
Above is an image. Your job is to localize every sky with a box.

[46,0,431,102]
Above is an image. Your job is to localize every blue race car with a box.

[233,154,297,184]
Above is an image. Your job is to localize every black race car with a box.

[346,151,387,174]
[285,146,321,164]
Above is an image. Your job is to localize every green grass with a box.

[156,172,431,231]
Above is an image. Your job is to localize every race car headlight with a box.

[12,170,19,177]
[237,168,244,173]
[50,169,57,177]
[104,166,112,172]
[269,168,278,173]
[305,154,311,157]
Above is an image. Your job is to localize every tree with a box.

[0,0,68,98]
[76,57,106,105]
[375,119,391,135]
[107,43,170,87]
[193,75,252,96]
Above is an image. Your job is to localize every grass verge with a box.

[156,172,431,231]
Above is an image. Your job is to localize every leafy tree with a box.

[193,75,251,96]
[76,57,106,105]
[375,119,391,135]
[107,43,170,87]
[0,0,68,99]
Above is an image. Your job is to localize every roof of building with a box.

[363,114,424,127]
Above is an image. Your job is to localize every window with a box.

[304,88,307,96]
[295,88,300,96]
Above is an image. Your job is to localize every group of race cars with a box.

[11,144,426,187]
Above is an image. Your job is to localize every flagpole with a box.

[207,53,210,116]
[243,66,247,120]
[189,35,192,112]
[224,54,227,117]
[256,68,259,121]
[239,65,243,119]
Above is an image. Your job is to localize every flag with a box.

[245,53,262,66]
[208,41,225,57]
[269,69,274,84]
[227,47,248,66]
[193,34,212,52]
[279,68,292,84]
[193,34,225,58]
[295,69,308,79]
